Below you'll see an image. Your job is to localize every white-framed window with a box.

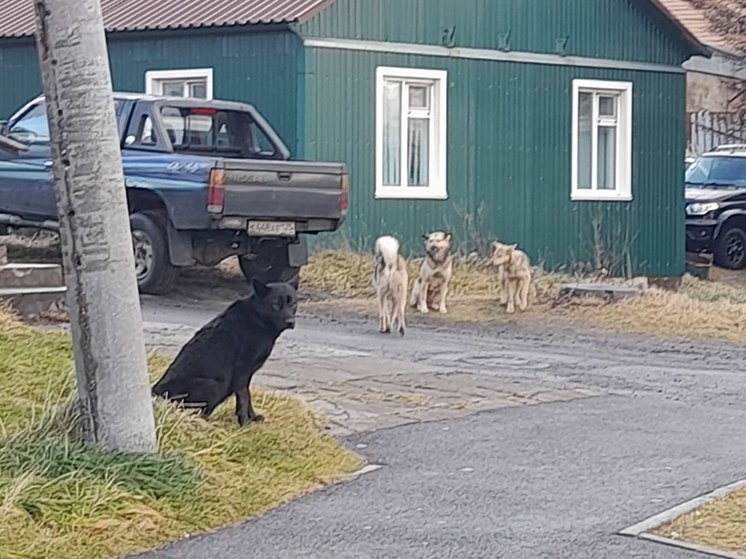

[375,66,448,199]
[145,68,214,100]
[571,79,633,201]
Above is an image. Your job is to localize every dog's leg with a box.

[418,280,430,314]
[397,291,407,336]
[518,278,530,311]
[499,266,508,305]
[506,279,517,314]
[382,295,392,333]
[437,284,448,314]
[376,291,386,333]
[235,385,264,425]
[168,379,220,418]
[245,387,264,423]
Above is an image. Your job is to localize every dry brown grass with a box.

[654,486,746,555]
[297,248,570,300]
[295,249,746,344]
[297,249,504,298]
[0,305,362,559]
[570,278,746,344]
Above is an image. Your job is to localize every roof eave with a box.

[0,20,298,41]
[643,0,712,58]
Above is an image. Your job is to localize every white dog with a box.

[372,235,408,336]
[410,231,453,314]
[491,241,532,313]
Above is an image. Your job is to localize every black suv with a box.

[686,145,746,269]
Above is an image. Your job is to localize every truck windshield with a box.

[686,155,746,188]
[159,105,279,158]
[9,100,123,145]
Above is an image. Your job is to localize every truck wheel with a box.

[238,241,299,289]
[130,211,178,295]
[715,224,746,270]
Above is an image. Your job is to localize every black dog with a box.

[152,279,297,425]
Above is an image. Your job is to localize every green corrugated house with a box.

[0,0,709,277]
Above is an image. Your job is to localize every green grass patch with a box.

[0,307,362,559]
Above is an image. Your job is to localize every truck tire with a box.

[238,241,300,289]
[130,211,178,295]
[715,224,746,270]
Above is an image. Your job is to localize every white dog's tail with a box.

[375,235,401,274]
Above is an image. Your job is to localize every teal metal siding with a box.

[303,48,686,276]
[0,39,43,118]
[299,0,692,66]
[0,30,303,153]
[108,29,303,152]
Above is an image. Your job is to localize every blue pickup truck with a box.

[0,93,349,294]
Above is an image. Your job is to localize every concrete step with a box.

[0,263,64,288]
[0,286,67,319]
[558,283,641,301]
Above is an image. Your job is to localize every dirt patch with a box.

[6,238,746,345]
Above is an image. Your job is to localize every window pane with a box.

[249,121,277,157]
[598,95,616,118]
[138,116,157,146]
[408,117,430,186]
[161,107,185,144]
[409,85,430,109]
[597,125,617,190]
[687,155,746,187]
[162,81,185,97]
[9,103,50,144]
[189,82,207,99]
[577,92,593,189]
[160,106,258,156]
[382,80,402,186]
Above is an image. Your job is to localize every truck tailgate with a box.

[221,159,347,220]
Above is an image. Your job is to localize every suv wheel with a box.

[715,224,746,270]
[130,211,178,295]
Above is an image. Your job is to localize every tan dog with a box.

[372,235,408,336]
[410,231,453,314]
[491,241,532,314]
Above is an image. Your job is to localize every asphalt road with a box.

[129,291,746,559]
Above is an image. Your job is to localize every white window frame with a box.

[145,68,214,100]
[571,79,633,201]
[375,66,448,200]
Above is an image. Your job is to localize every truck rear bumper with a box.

[215,216,341,234]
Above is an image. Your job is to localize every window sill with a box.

[571,191,632,202]
[375,188,448,200]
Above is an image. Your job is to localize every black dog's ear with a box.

[252,278,270,299]
[421,234,429,241]
[445,232,453,241]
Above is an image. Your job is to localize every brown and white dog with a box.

[491,241,532,314]
[372,235,408,336]
[410,231,454,314]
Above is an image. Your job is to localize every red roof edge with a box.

[644,0,712,58]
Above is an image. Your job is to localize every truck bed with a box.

[220,158,348,230]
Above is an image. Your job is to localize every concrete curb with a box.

[619,478,746,559]
[633,533,746,559]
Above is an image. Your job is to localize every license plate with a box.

[248,220,296,237]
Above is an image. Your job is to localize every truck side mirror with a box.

[0,121,8,137]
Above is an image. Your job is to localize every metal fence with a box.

[686,110,746,156]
